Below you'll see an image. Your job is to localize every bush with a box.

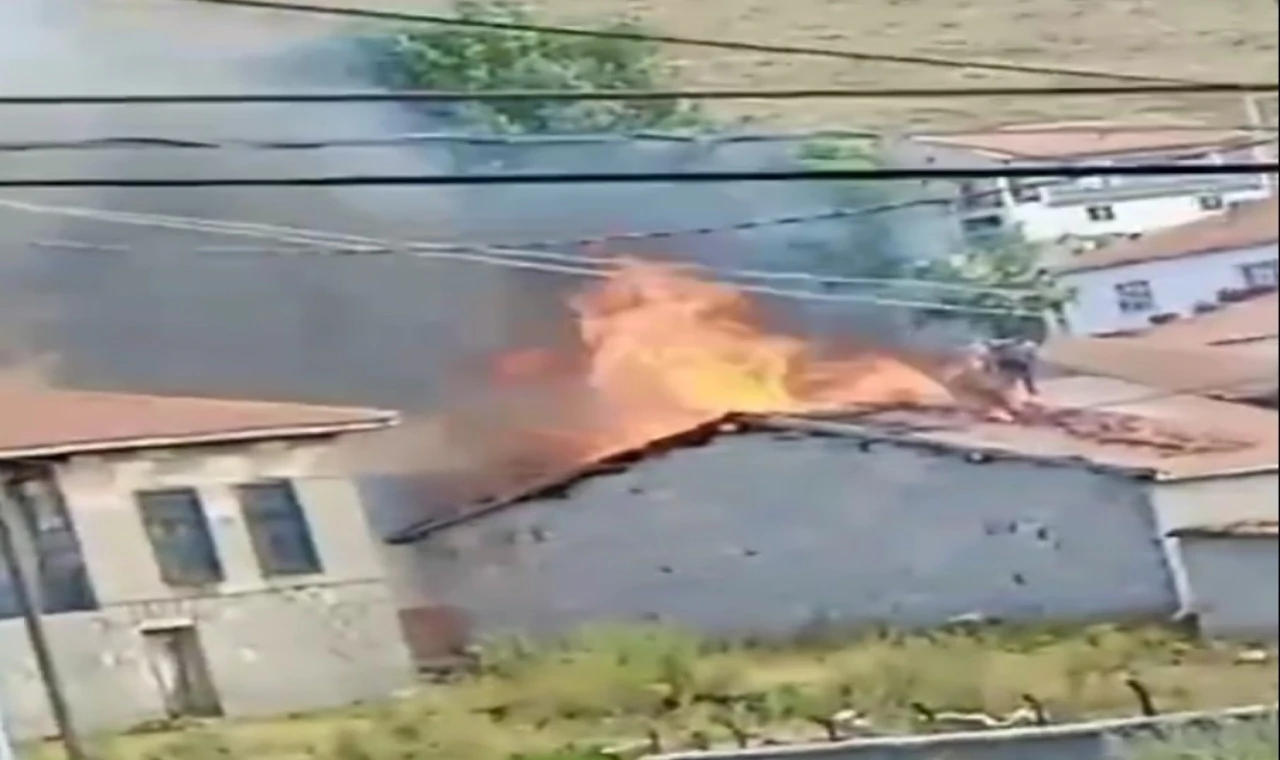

[372,0,705,133]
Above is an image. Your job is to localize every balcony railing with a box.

[1041,174,1269,206]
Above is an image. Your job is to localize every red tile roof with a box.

[1042,335,1278,401]
[1142,292,1280,346]
[0,387,397,460]
[910,122,1260,160]
[1055,198,1279,274]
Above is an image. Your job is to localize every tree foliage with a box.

[373,0,705,133]
[910,236,1071,339]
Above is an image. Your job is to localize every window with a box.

[1240,260,1279,288]
[961,215,1004,236]
[136,489,224,587]
[1114,280,1156,314]
[0,479,97,619]
[237,481,322,577]
[1086,205,1116,222]
[1197,194,1224,211]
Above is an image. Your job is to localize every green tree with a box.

[909,236,1071,339]
[372,0,705,133]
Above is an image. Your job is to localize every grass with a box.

[333,0,1278,129]
[1128,721,1278,760]
[20,623,1279,760]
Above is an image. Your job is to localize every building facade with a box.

[889,123,1273,248]
[1053,199,1278,335]
[0,389,414,740]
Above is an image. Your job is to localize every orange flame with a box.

[494,258,956,462]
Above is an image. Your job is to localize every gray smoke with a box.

[0,0,938,410]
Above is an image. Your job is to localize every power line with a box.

[1,127,1275,153]
[30,239,1038,299]
[191,0,1215,85]
[3,162,1276,188]
[31,239,1042,317]
[2,83,1276,106]
[1,199,1042,313]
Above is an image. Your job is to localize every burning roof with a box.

[389,389,1278,543]
[390,260,1277,543]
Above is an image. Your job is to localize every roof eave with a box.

[0,416,398,463]
[1154,463,1280,484]
[1055,240,1278,275]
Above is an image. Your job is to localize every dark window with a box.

[237,482,322,577]
[1114,280,1157,314]
[1239,260,1279,288]
[1085,205,1116,222]
[1198,194,1224,211]
[0,480,98,619]
[136,489,224,587]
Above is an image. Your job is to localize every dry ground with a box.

[290,0,1277,129]
[22,624,1279,760]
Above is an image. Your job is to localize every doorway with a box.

[141,624,223,719]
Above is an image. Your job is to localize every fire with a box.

[494,258,956,461]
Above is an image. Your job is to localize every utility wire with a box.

[31,239,1042,317]
[0,199,1042,313]
[3,83,1277,106]
[3,162,1276,188]
[30,239,1038,299]
[190,0,1219,85]
[1,128,1275,153]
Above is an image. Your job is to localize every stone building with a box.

[0,387,413,740]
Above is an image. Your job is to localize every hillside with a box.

[293,0,1277,130]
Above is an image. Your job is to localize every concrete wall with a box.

[645,705,1278,760]
[397,431,1178,638]
[1178,536,1279,639]
[1058,243,1280,336]
[1148,473,1279,618]
[0,437,414,740]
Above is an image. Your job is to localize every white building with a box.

[890,122,1274,247]
[1052,198,1278,336]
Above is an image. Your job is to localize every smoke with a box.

[0,0,536,405]
[0,0,954,534]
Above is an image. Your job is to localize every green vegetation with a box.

[910,238,1073,339]
[23,624,1276,760]
[1127,721,1278,760]
[372,0,705,132]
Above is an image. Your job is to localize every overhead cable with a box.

[3,83,1277,106]
[191,0,1217,85]
[1,128,1275,153]
[0,199,1043,315]
[30,239,1037,298]
[3,162,1276,188]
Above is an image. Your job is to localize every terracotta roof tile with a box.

[1141,292,1280,346]
[1042,335,1278,401]
[0,387,397,459]
[1055,198,1279,274]
[910,122,1260,160]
